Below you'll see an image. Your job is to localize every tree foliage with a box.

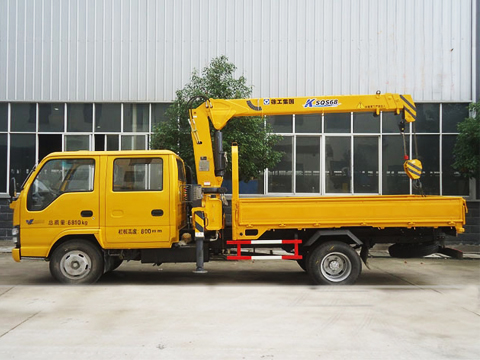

[151,56,282,182]
[453,102,480,179]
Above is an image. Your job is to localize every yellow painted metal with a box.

[12,150,187,260]
[404,159,423,180]
[230,145,466,241]
[12,248,20,262]
[190,93,416,187]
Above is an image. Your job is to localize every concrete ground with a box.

[0,244,479,359]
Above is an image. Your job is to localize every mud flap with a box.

[437,247,463,259]
[360,245,370,270]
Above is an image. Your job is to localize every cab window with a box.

[113,158,163,191]
[27,159,95,211]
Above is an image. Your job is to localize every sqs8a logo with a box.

[304,98,340,108]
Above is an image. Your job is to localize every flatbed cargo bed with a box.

[231,195,466,240]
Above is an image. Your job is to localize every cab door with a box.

[20,157,99,257]
[104,155,172,248]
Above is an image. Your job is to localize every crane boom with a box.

[188,93,418,188]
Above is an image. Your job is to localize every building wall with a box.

[0,0,475,102]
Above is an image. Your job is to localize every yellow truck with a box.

[9,93,467,285]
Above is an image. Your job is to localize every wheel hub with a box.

[320,252,352,282]
[60,252,91,279]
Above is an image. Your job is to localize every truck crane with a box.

[9,93,466,285]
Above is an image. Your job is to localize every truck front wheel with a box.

[49,240,104,284]
[307,241,361,285]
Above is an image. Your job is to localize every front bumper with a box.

[12,248,21,262]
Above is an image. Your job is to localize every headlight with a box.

[11,226,19,246]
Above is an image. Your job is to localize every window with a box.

[11,103,36,132]
[124,103,149,132]
[151,103,170,130]
[10,134,36,187]
[67,103,93,132]
[353,113,379,133]
[268,137,293,193]
[113,158,163,191]
[295,114,321,133]
[354,137,378,193]
[0,134,7,192]
[325,113,350,133]
[382,136,410,195]
[296,136,320,193]
[95,104,121,132]
[0,103,8,131]
[415,104,439,133]
[65,135,90,151]
[27,159,95,211]
[121,135,146,150]
[325,137,351,193]
[267,115,293,133]
[442,103,469,133]
[39,104,64,132]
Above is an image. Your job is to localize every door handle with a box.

[151,209,164,217]
[81,210,93,217]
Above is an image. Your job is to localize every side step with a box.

[226,239,302,260]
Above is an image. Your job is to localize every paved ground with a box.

[0,245,479,359]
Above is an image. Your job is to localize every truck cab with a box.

[11,150,188,283]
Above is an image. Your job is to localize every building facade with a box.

[0,0,478,240]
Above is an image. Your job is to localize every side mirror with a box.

[9,177,17,201]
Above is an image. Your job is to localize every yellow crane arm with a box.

[188,93,419,187]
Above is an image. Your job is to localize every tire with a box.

[49,240,104,284]
[307,241,362,285]
[388,242,439,258]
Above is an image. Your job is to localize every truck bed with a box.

[231,195,466,240]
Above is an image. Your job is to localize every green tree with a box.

[453,102,480,179]
[151,56,282,182]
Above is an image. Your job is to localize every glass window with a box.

[267,115,293,133]
[442,103,469,133]
[113,158,163,191]
[27,159,95,211]
[415,104,439,133]
[416,135,440,195]
[65,135,90,151]
[10,134,36,187]
[107,135,119,150]
[382,136,410,195]
[442,135,469,195]
[296,136,320,193]
[325,113,351,133]
[67,103,93,132]
[295,114,321,133]
[39,104,64,132]
[124,103,149,132]
[0,103,8,131]
[0,134,7,192]
[354,137,378,193]
[121,135,146,150]
[152,103,171,130]
[354,113,380,133]
[11,103,36,132]
[325,137,351,193]
[382,112,408,134]
[95,104,121,132]
[268,137,293,193]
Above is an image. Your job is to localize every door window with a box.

[113,158,163,192]
[27,159,95,211]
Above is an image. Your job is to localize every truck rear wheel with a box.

[49,240,104,284]
[307,241,361,285]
